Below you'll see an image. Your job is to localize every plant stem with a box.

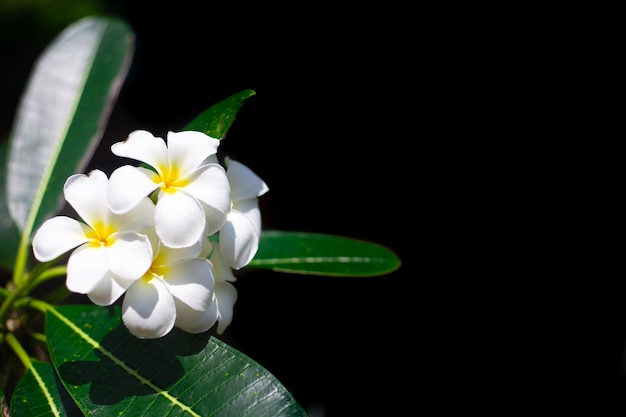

[12,230,31,287]
[0,285,25,331]
[28,299,51,315]
[0,262,61,331]
[23,265,66,295]
[4,332,32,372]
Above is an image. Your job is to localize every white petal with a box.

[155,191,205,248]
[214,280,238,334]
[87,274,135,306]
[200,202,228,236]
[166,131,221,176]
[220,212,259,270]
[106,232,153,280]
[226,158,269,201]
[64,170,108,227]
[111,130,169,172]
[174,297,218,334]
[66,244,109,294]
[184,164,231,214]
[108,165,159,214]
[165,258,214,311]
[210,242,237,283]
[32,216,90,261]
[156,241,202,264]
[107,196,155,232]
[231,199,262,235]
[122,276,176,339]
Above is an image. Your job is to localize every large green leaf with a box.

[10,360,82,417]
[184,89,256,139]
[45,304,307,417]
[0,140,20,270]
[249,230,401,276]
[6,16,134,242]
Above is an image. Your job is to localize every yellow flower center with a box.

[142,250,169,283]
[158,165,190,193]
[85,221,115,247]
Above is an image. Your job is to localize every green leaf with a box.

[10,360,83,417]
[184,89,256,138]
[6,16,134,241]
[0,140,20,270]
[46,304,307,417]
[249,230,402,276]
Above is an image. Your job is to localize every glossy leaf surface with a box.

[10,360,82,417]
[184,89,256,139]
[249,230,401,276]
[46,304,307,417]
[6,16,134,241]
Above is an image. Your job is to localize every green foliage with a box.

[10,360,82,417]
[43,305,307,417]
[5,16,134,243]
[251,230,401,276]
[185,89,256,139]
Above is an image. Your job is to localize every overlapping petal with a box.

[225,158,269,201]
[209,241,238,334]
[154,190,206,248]
[65,244,110,294]
[231,198,262,232]
[32,216,91,261]
[214,280,238,335]
[122,276,176,339]
[87,274,135,306]
[183,164,231,214]
[107,165,159,214]
[174,297,218,334]
[219,212,259,270]
[110,130,169,172]
[162,258,214,311]
[64,170,108,226]
[218,158,269,269]
[107,195,156,233]
[106,232,153,280]
[199,202,228,236]
[166,131,221,175]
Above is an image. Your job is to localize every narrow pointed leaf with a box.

[45,304,307,417]
[6,16,134,240]
[0,140,20,270]
[184,89,256,139]
[249,230,402,276]
[10,360,83,417]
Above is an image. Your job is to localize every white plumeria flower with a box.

[107,130,231,248]
[219,157,269,270]
[202,239,238,334]
[122,230,215,339]
[32,169,154,302]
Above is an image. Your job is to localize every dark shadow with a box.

[58,323,210,405]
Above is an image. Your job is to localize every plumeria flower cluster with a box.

[32,130,269,339]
